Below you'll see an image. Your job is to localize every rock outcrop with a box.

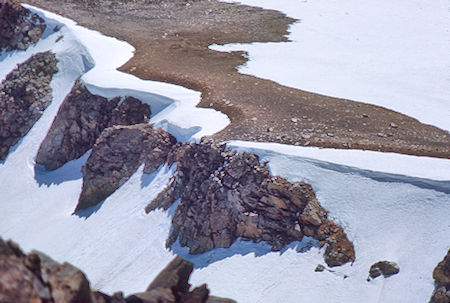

[0,237,235,303]
[368,261,400,279]
[0,0,46,52]
[0,51,58,160]
[36,81,151,170]
[147,140,355,267]
[430,249,450,303]
[76,124,176,211]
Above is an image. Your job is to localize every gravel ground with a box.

[23,0,450,158]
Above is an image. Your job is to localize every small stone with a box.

[389,122,398,128]
[315,264,325,272]
[327,133,334,137]
[251,117,257,121]
[301,134,311,139]
[377,133,384,137]
[267,127,274,132]
[362,113,369,118]
[291,117,298,123]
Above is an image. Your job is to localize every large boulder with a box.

[430,249,450,303]
[0,51,58,160]
[36,81,151,170]
[0,0,46,52]
[147,140,355,267]
[76,124,176,211]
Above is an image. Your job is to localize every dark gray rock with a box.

[0,0,46,52]
[0,51,58,160]
[36,81,151,170]
[76,124,176,211]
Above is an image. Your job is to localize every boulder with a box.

[0,0,46,52]
[36,81,151,170]
[76,124,176,211]
[0,51,58,160]
[368,261,400,279]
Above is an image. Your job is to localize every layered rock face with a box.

[76,124,176,211]
[0,0,46,52]
[0,237,235,303]
[430,249,450,303]
[147,140,355,267]
[36,81,151,170]
[0,51,58,160]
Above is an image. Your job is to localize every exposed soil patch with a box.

[23,0,450,158]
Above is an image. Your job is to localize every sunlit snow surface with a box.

[213,0,450,131]
[0,4,449,303]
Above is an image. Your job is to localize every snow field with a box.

[0,4,448,303]
[214,0,450,131]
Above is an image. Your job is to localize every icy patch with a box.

[214,0,450,131]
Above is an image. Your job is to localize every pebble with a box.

[389,122,398,128]
[291,117,298,123]
[362,113,369,118]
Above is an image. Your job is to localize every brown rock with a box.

[368,261,400,279]
[148,140,355,266]
[76,124,176,211]
[0,237,233,303]
[430,249,450,303]
[0,51,58,160]
[36,81,151,170]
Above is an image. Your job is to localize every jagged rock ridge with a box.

[0,0,46,52]
[36,80,151,170]
[0,51,58,160]
[0,237,235,303]
[430,249,450,303]
[74,124,354,266]
[146,140,355,267]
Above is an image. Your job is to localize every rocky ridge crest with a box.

[0,51,58,160]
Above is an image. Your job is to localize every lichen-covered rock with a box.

[76,124,176,211]
[147,140,355,267]
[430,249,450,303]
[0,0,46,52]
[368,260,400,279]
[0,51,58,160]
[36,81,151,170]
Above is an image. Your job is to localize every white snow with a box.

[213,0,450,131]
[0,4,449,303]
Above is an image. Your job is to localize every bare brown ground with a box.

[24,0,450,158]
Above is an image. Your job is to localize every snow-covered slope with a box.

[0,4,449,303]
[213,0,450,131]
